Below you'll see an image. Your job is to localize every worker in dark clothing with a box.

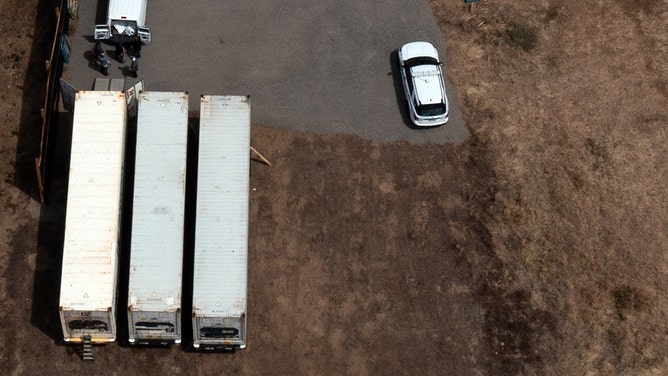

[98,52,111,76]
[114,42,125,63]
[131,35,142,58]
[93,41,104,59]
[129,56,139,78]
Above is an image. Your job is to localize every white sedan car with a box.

[398,41,450,127]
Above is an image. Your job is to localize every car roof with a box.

[410,65,445,105]
[400,41,439,62]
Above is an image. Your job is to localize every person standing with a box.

[131,35,142,58]
[93,41,104,59]
[114,42,125,63]
[129,56,139,78]
[98,52,111,76]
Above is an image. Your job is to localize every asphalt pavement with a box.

[63,0,469,144]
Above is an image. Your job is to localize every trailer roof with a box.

[128,92,189,312]
[59,91,127,311]
[108,0,147,25]
[192,95,250,317]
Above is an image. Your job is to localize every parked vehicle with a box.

[59,91,128,358]
[398,41,449,127]
[127,92,189,346]
[95,0,151,43]
[192,95,251,351]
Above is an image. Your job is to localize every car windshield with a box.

[416,103,447,117]
[404,56,439,68]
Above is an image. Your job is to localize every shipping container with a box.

[127,92,189,345]
[59,91,128,348]
[192,95,250,350]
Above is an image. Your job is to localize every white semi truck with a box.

[95,0,151,43]
[59,91,127,358]
[127,91,189,346]
[192,95,251,350]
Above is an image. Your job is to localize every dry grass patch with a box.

[431,0,667,374]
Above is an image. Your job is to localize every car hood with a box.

[400,41,439,61]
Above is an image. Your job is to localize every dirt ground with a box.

[1,0,666,375]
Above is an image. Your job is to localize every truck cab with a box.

[95,0,151,43]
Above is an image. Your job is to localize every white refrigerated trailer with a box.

[59,91,127,355]
[94,0,151,43]
[127,91,189,346]
[192,95,250,350]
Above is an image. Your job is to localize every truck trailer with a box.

[192,95,251,350]
[59,91,128,353]
[127,91,189,346]
[95,0,151,43]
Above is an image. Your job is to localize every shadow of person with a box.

[119,65,134,78]
[84,50,100,73]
